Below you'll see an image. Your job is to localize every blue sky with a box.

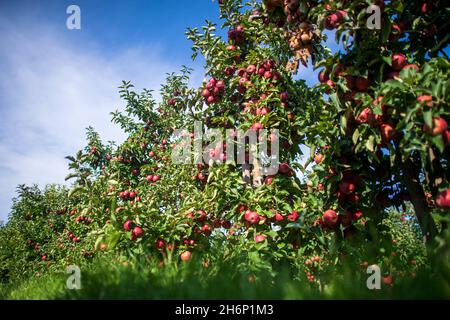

[0,0,322,223]
[0,0,222,222]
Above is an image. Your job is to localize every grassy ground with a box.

[2,256,449,300]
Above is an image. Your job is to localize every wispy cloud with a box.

[0,18,183,222]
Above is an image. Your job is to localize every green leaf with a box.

[340,114,347,135]
[423,110,433,129]
[431,135,445,153]
[381,23,392,44]
[108,231,122,249]
[68,186,84,198]
[365,135,375,152]
[94,235,105,251]
[65,173,79,181]
[352,128,360,145]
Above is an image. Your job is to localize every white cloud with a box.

[0,20,183,222]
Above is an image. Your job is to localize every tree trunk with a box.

[251,144,263,187]
[401,157,438,243]
[242,164,251,185]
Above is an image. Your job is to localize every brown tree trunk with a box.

[401,157,437,243]
[242,164,251,185]
[251,145,263,187]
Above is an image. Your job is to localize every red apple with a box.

[345,75,355,89]
[416,95,433,107]
[207,95,216,104]
[265,176,273,185]
[197,209,207,221]
[197,172,206,181]
[381,124,396,141]
[132,227,143,238]
[318,70,329,83]
[202,89,211,98]
[436,189,450,208]
[325,79,335,89]
[244,210,260,224]
[443,130,450,145]
[287,211,299,222]
[156,239,165,249]
[216,80,225,89]
[123,220,134,231]
[352,211,363,220]
[325,12,343,30]
[357,107,375,125]
[246,64,256,74]
[221,220,232,229]
[278,162,291,174]
[403,64,419,71]
[314,153,324,164]
[180,251,191,262]
[424,117,447,136]
[275,213,284,222]
[322,209,338,229]
[201,224,212,233]
[254,234,266,243]
[264,71,273,79]
[339,180,356,195]
[355,77,370,92]
[280,91,289,102]
[383,275,393,286]
[392,53,407,71]
[252,122,264,130]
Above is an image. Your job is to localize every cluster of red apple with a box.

[387,53,419,79]
[304,255,323,282]
[228,25,245,45]
[268,210,299,223]
[67,230,81,243]
[167,98,177,106]
[190,210,214,236]
[27,239,40,251]
[337,172,360,203]
[241,205,299,229]
[74,215,93,224]
[202,78,225,104]
[26,239,50,262]
[182,238,196,246]
[278,162,294,177]
[123,220,143,240]
[146,174,161,183]
[188,210,231,237]
[115,155,133,164]
[319,53,433,144]
[317,208,362,232]
[119,190,138,201]
[236,60,280,94]
[324,9,347,30]
[318,63,372,96]
[193,163,207,182]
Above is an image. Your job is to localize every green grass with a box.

[2,255,449,300]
